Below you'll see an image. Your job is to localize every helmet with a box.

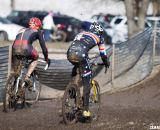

[89,22,104,34]
[29,17,42,29]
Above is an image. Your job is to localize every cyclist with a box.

[12,17,50,86]
[67,22,110,118]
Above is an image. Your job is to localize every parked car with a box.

[7,10,82,42]
[0,17,24,41]
[146,16,160,27]
[91,13,116,23]
[109,16,152,43]
[7,10,48,27]
[53,15,82,41]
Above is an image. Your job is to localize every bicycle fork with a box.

[91,80,98,102]
[15,70,23,94]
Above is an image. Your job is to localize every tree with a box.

[11,0,15,12]
[124,0,150,38]
[152,0,160,16]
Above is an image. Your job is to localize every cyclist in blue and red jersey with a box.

[12,17,49,85]
[67,22,110,118]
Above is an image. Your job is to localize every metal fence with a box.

[154,26,160,65]
[0,27,158,100]
[0,46,10,101]
[94,28,153,92]
[36,59,72,90]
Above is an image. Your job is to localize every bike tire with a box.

[89,80,101,121]
[25,79,41,103]
[62,83,79,124]
[3,73,17,112]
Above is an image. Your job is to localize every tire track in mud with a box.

[0,66,160,130]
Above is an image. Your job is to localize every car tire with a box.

[0,32,8,41]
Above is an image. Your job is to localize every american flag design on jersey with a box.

[82,31,100,44]
[98,43,107,57]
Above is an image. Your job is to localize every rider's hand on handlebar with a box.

[105,58,110,68]
[44,58,51,70]
[102,57,110,69]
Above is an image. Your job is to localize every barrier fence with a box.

[0,46,10,101]
[0,26,159,101]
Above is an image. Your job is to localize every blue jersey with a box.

[72,31,107,57]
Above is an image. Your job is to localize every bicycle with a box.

[62,56,106,124]
[3,55,48,112]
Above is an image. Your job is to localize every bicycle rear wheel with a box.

[25,76,41,103]
[89,80,101,120]
[62,83,79,124]
[3,73,17,112]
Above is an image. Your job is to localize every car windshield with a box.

[114,18,123,24]
[53,16,81,26]
[0,17,12,24]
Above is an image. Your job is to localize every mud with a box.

[0,68,160,130]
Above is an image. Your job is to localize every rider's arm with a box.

[98,38,110,68]
[38,30,48,62]
[98,38,107,58]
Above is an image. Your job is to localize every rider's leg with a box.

[82,75,91,111]
[26,60,38,77]
[72,65,78,77]
[26,48,39,77]
[25,48,39,85]
[12,46,23,75]
[80,59,92,117]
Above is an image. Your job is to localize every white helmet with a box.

[89,21,104,34]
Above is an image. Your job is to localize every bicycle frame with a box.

[71,65,99,109]
[13,58,38,99]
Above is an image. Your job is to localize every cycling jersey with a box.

[12,28,48,61]
[70,31,107,57]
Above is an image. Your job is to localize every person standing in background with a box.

[42,11,56,41]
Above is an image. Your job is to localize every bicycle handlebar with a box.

[89,55,107,73]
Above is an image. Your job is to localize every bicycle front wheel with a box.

[25,78,41,103]
[62,83,79,124]
[89,80,101,120]
[3,73,17,112]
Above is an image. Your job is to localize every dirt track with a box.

[1,37,159,130]
[0,67,160,130]
[0,66,160,130]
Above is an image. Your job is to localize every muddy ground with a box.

[0,66,160,130]
[0,41,160,130]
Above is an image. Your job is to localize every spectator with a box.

[42,11,56,41]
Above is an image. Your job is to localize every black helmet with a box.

[89,21,104,35]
